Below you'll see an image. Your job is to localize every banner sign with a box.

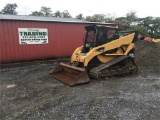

[18,28,48,44]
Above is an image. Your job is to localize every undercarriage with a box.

[89,56,138,79]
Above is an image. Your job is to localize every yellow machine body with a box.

[49,24,141,86]
[71,33,135,67]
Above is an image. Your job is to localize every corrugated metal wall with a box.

[0,20,88,63]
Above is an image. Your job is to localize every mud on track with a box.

[0,41,160,120]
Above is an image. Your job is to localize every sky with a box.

[0,0,159,18]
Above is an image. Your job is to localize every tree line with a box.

[0,3,160,37]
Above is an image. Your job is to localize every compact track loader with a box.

[49,24,155,86]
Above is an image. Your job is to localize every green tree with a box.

[138,16,156,37]
[61,10,72,18]
[152,17,160,37]
[127,25,149,36]
[1,3,18,15]
[85,16,93,22]
[40,6,52,16]
[114,17,127,30]
[125,11,138,28]
[105,13,116,23]
[113,11,138,30]
[76,14,84,20]
[29,11,43,16]
[29,6,53,17]
[86,14,106,22]
[138,17,152,30]
[54,11,62,17]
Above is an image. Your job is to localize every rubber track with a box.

[89,56,135,79]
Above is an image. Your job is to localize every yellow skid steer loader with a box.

[49,24,159,86]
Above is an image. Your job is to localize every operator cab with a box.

[83,24,119,52]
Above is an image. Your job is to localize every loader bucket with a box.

[49,62,90,86]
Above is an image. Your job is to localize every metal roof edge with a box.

[0,14,117,25]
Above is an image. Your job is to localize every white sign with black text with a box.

[18,28,48,44]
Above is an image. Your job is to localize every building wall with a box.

[0,20,88,63]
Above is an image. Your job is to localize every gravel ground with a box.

[1,63,160,120]
[0,41,160,120]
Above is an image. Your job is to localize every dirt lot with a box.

[0,41,160,120]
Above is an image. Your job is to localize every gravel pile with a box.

[135,40,160,73]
